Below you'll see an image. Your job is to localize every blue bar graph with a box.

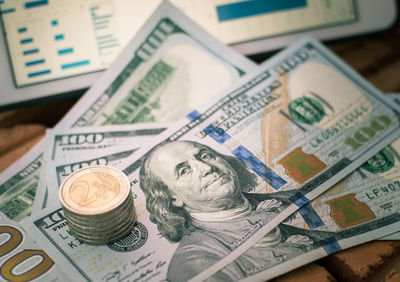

[51,19,58,26]
[25,0,48,9]
[54,34,64,40]
[18,27,28,33]
[25,59,45,66]
[28,69,51,77]
[0,8,16,14]
[61,60,89,69]
[58,47,73,55]
[23,48,39,55]
[20,38,33,44]
[216,0,307,22]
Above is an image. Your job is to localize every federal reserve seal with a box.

[361,148,395,174]
[288,97,325,125]
[107,221,148,252]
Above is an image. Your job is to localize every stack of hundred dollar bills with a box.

[2,2,400,282]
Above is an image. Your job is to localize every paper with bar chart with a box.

[0,0,161,86]
[0,0,356,87]
[177,0,356,45]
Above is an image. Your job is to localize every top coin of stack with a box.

[58,165,136,245]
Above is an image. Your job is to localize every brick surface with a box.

[385,269,400,282]
[367,59,400,92]
[0,97,78,128]
[330,40,396,74]
[328,20,400,94]
[319,241,400,281]
[0,124,45,172]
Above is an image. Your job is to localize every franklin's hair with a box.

[139,141,258,242]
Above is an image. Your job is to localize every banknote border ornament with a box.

[107,221,148,252]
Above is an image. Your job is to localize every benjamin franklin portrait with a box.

[139,140,335,281]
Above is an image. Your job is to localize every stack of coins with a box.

[58,165,136,245]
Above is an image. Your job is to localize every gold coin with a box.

[70,215,136,244]
[69,215,136,238]
[59,165,131,216]
[69,172,119,207]
[64,201,135,231]
[63,194,134,223]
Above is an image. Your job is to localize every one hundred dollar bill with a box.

[214,139,400,280]
[21,36,400,282]
[45,123,167,162]
[384,93,400,112]
[42,124,162,203]
[379,93,400,241]
[0,1,256,221]
[31,164,49,213]
[41,146,139,217]
[40,123,167,209]
[50,147,137,189]
[56,1,256,128]
[0,141,45,221]
[17,144,151,281]
[0,211,70,281]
